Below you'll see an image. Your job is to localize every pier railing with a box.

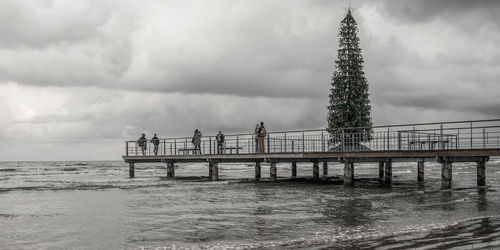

[124,119,500,156]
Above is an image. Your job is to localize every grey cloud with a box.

[1,1,500,160]
[379,0,500,23]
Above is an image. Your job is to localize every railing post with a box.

[483,128,486,149]
[174,139,177,155]
[321,131,325,152]
[341,129,345,152]
[284,133,287,153]
[126,142,129,156]
[236,136,240,154]
[412,125,416,150]
[457,129,460,149]
[387,127,390,150]
[302,132,305,152]
[163,140,166,155]
[209,137,212,155]
[440,124,444,150]
[470,122,473,148]
[292,140,295,153]
[397,132,401,150]
[267,135,270,154]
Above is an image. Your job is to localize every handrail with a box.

[124,118,500,142]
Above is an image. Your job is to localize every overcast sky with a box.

[1,0,499,161]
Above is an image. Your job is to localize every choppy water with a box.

[1,160,500,249]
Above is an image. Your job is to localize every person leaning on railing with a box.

[151,133,160,155]
[254,123,260,153]
[257,121,267,153]
[192,129,203,154]
[216,131,225,154]
[137,133,147,156]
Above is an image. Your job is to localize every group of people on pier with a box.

[137,122,267,156]
[137,133,160,156]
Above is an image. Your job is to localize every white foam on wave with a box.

[134,215,500,250]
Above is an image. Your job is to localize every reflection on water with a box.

[0,161,499,249]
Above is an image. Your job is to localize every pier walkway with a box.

[123,119,500,189]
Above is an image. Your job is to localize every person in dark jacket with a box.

[151,133,160,155]
[192,129,203,154]
[253,123,260,153]
[257,122,267,153]
[138,133,147,156]
[216,131,225,154]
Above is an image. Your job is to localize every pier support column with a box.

[270,162,277,182]
[291,162,297,177]
[313,161,319,181]
[323,162,328,176]
[255,162,261,180]
[477,161,486,186]
[417,161,425,187]
[378,162,384,185]
[129,163,135,178]
[209,162,213,179]
[343,162,354,187]
[211,162,219,181]
[384,159,392,187]
[441,161,452,189]
[167,162,175,178]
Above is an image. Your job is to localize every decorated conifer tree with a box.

[327,9,372,147]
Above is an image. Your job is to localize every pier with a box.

[123,119,500,189]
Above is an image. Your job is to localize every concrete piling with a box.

[291,162,297,177]
[378,162,384,185]
[323,162,328,176]
[167,162,175,178]
[255,161,261,180]
[343,162,354,187]
[270,162,277,182]
[209,162,213,179]
[441,161,452,189]
[313,161,319,181]
[384,159,392,187]
[477,161,486,186]
[417,161,425,187]
[211,162,219,181]
[129,163,135,178]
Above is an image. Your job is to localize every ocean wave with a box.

[393,170,413,174]
[127,215,500,250]
[0,168,16,172]
[65,163,89,166]
[62,168,80,171]
[0,182,174,193]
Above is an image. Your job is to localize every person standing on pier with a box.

[151,133,160,155]
[257,122,267,153]
[138,133,147,156]
[254,123,260,153]
[192,129,203,154]
[216,131,225,154]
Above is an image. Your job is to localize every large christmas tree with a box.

[327,9,372,145]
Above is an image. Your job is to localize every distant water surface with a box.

[0,160,499,249]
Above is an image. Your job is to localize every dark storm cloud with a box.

[379,0,500,23]
[0,0,342,99]
[1,0,500,160]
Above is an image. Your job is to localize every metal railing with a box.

[124,119,500,156]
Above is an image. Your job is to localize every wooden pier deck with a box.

[123,119,500,189]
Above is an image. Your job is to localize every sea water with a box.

[0,160,499,249]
